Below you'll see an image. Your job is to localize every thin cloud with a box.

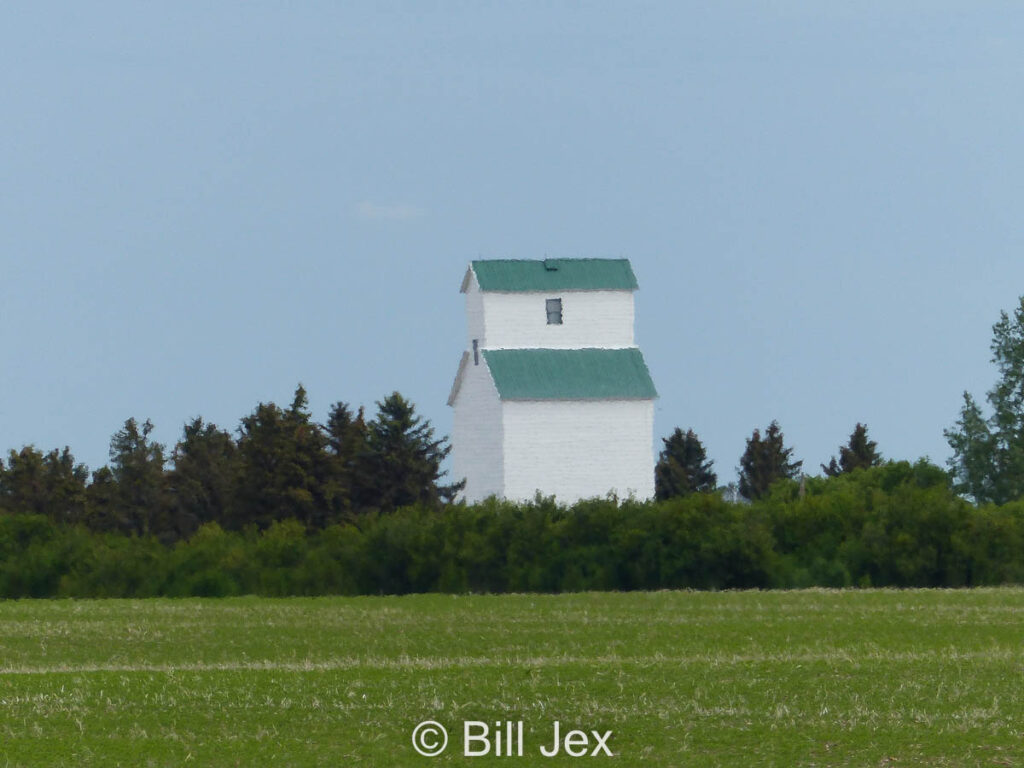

[355,201,426,221]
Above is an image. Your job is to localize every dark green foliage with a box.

[654,428,717,499]
[362,392,463,512]
[15,377,1024,598]
[822,423,882,477]
[82,466,119,532]
[0,446,88,523]
[233,385,341,529]
[169,418,238,537]
[108,418,168,538]
[946,296,1024,503]
[738,420,802,500]
[323,401,370,516]
[6,462,1024,598]
[0,514,64,597]
[766,460,964,588]
[958,500,1024,585]
[0,385,456,540]
[163,522,252,597]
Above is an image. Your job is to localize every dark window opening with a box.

[472,339,479,365]
[546,298,563,325]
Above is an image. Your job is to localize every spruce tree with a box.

[83,466,120,532]
[0,446,49,517]
[169,417,238,535]
[0,446,88,522]
[109,418,168,537]
[363,392,462,512]
[822,423,882,476]
[234,384,338,529]
[324,401,370,515]
[43,447,90,524]
[737,420,802,500]
[654,428,717,499]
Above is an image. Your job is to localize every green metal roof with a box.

[482,348,657,400]
[470,259,638,292]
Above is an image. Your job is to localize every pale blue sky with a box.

[2,3,1023,483]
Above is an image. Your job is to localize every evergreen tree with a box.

[43,447,90,524]
[0,446,88,522]
[109,418,168,537]
[655,428,717,499]
[83,466,121,532]
[363,392,462,512]
[234,401,289,528]
[737,420,802,500]
[324,401,370,515]
[946,297,1024,504]
[169,417,238,535]
[0,446,47,516]
[822,423,882,476]
[234,385,338,528]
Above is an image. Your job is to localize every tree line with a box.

[655,421,880,502]
[0,386,460,543]
[4,295,1024,597]
[1,459,1023,598]
[5,383,882,543]
[656,295,1024,507]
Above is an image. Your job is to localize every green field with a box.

[1,590,1023,766]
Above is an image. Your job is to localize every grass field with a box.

[2,590,1024,767]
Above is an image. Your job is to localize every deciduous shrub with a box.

[4,462,1024,597]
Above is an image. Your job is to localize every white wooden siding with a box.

[463,272,487,348]
[481,290,635,349]
[501,399,655,503]
[451,355,505,501]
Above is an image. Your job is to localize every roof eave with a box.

[447,351,470,406]
[477,287,637,294]
[500,396,658,402]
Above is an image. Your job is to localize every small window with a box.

[546,298,563,325]
[472,339,479,365]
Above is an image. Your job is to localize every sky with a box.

[2,2,1023,484]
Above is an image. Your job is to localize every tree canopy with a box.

[655,428,717,499]
[738,421,802,500]
[109,418,167,537]
[169,417,238,536]
[363,392,463,512]
[822,423,882,477]
[0,386,459,541]
[946,297,1024,504]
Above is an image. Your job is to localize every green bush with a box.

[4,464,1024,598]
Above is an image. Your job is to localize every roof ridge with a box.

[472,257,630,263]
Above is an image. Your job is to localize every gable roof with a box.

[482,348,657,401]
[466,259,638,293]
